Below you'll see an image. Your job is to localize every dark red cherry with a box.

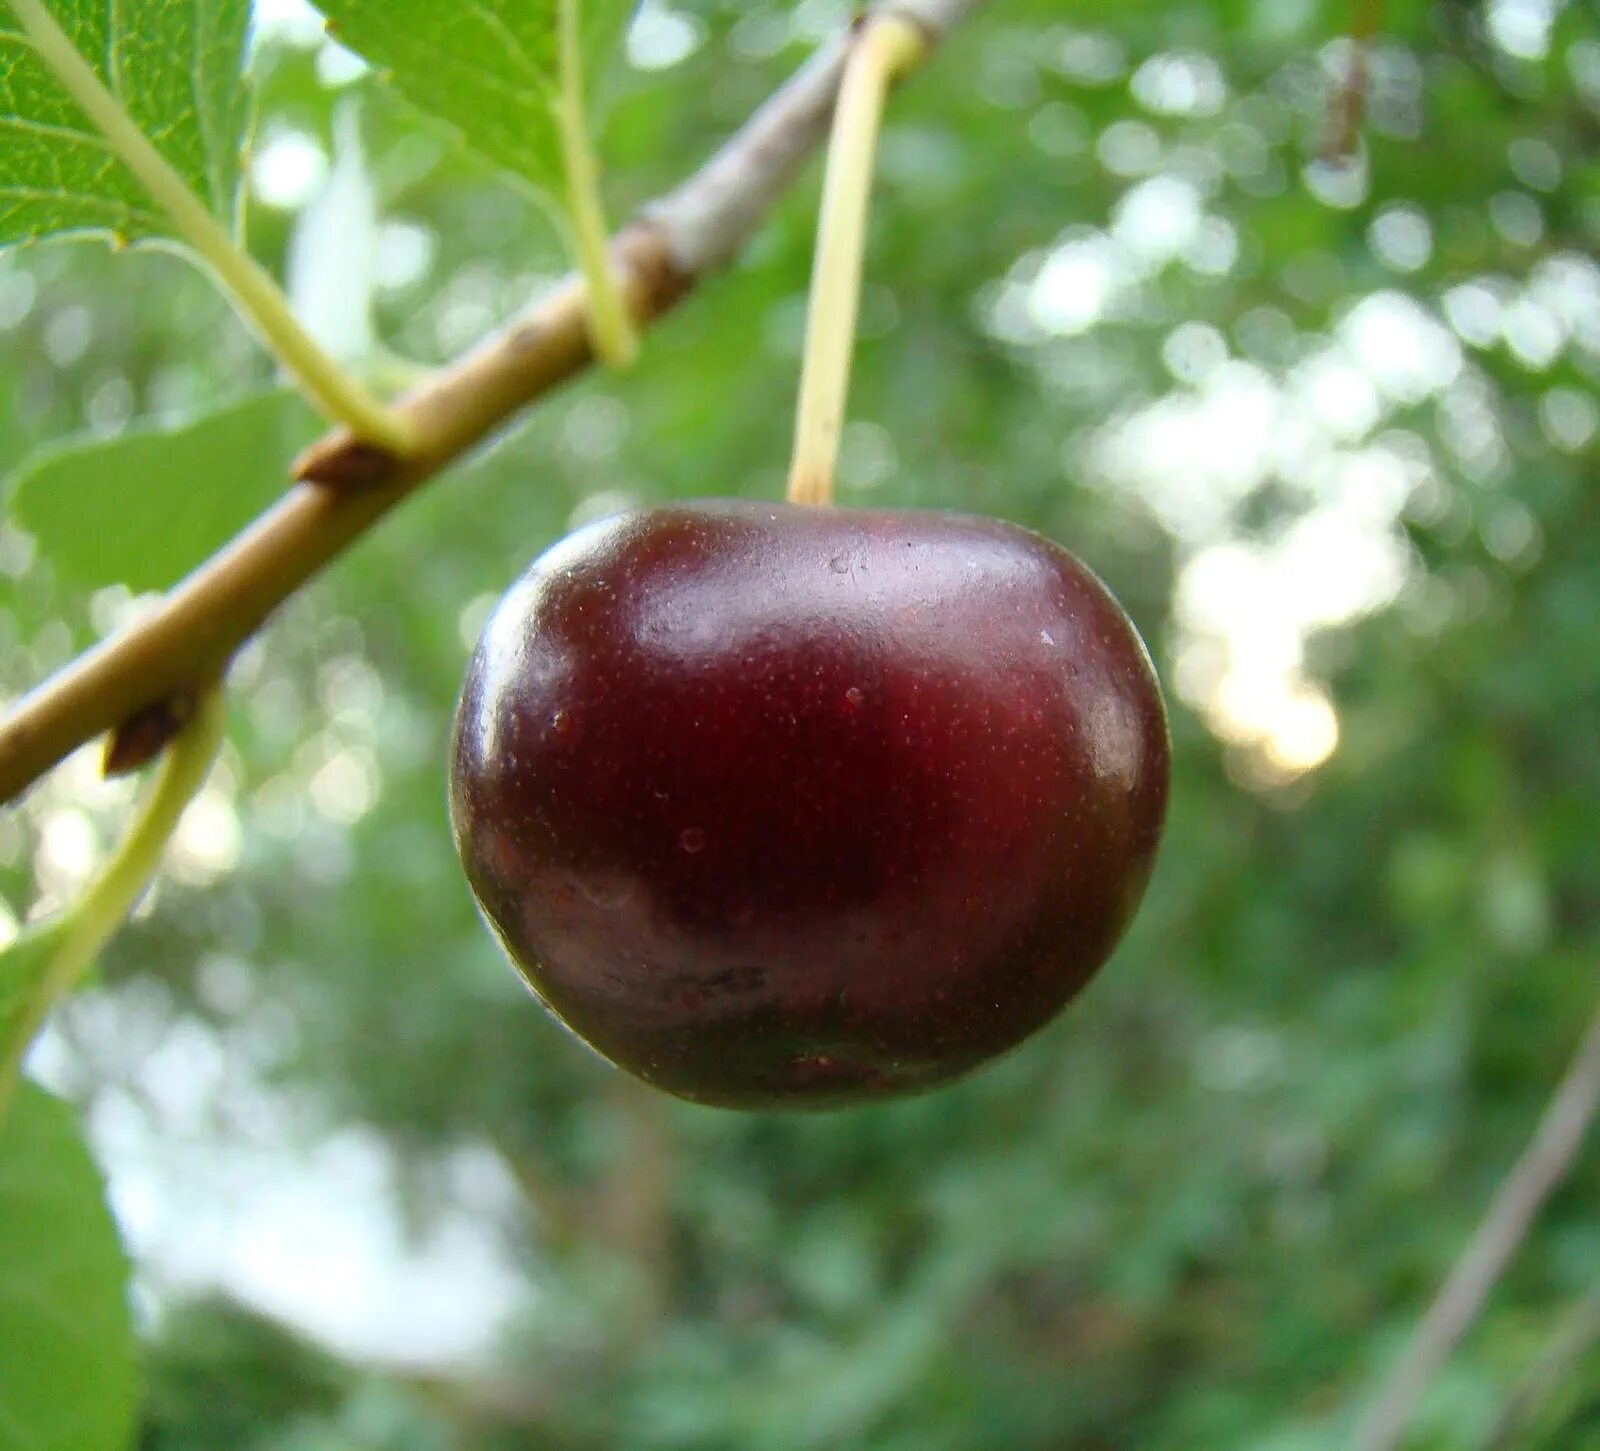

[450,501,1168,1109]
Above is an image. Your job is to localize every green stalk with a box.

[555,0,639,369]
[0,690,227,1121]
[786,16,926,507]
[6,0,413,455]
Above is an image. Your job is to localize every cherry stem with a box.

[786,16,926,508]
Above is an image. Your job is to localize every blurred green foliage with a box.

[0,1083,137,1451]
[2,0,1599,1448]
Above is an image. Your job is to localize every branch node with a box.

[103,691,198,777]
[618,227,693,319]
[293,434,403,490]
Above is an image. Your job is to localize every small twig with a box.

[0,0,988,806]
[1320,0,1386,164]
[1351,993,1600,1451]
[1478,1277,1600,1450]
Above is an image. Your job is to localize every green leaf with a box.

[7,390,319,593]
[314,0,638,197]
[0,0,252,247]
[0,1082,138,1451]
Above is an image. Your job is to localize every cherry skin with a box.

[450,501,1169,1109]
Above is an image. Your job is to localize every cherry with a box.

[450,501,1169,1109]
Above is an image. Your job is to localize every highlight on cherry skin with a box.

[449,500,1170,1110]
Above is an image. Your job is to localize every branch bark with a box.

[0,0,991,805]
[1351,993,1600,1451]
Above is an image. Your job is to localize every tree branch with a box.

[1351,993,1600,1451]
[0,0,991,805]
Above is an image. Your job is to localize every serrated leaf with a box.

[7,390,320,594]
[314,0,638,197]
[0,0,252,247]
[0,1082,138,1451]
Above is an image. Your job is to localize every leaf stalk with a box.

[0,689,227,1121]
[5,0,413,454]
[556,0,639,369]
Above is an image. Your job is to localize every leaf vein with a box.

[458,0,553,92]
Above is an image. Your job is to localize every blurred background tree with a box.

[2,0,1599,1446]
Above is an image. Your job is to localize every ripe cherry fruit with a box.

[450,501,1169,1109]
